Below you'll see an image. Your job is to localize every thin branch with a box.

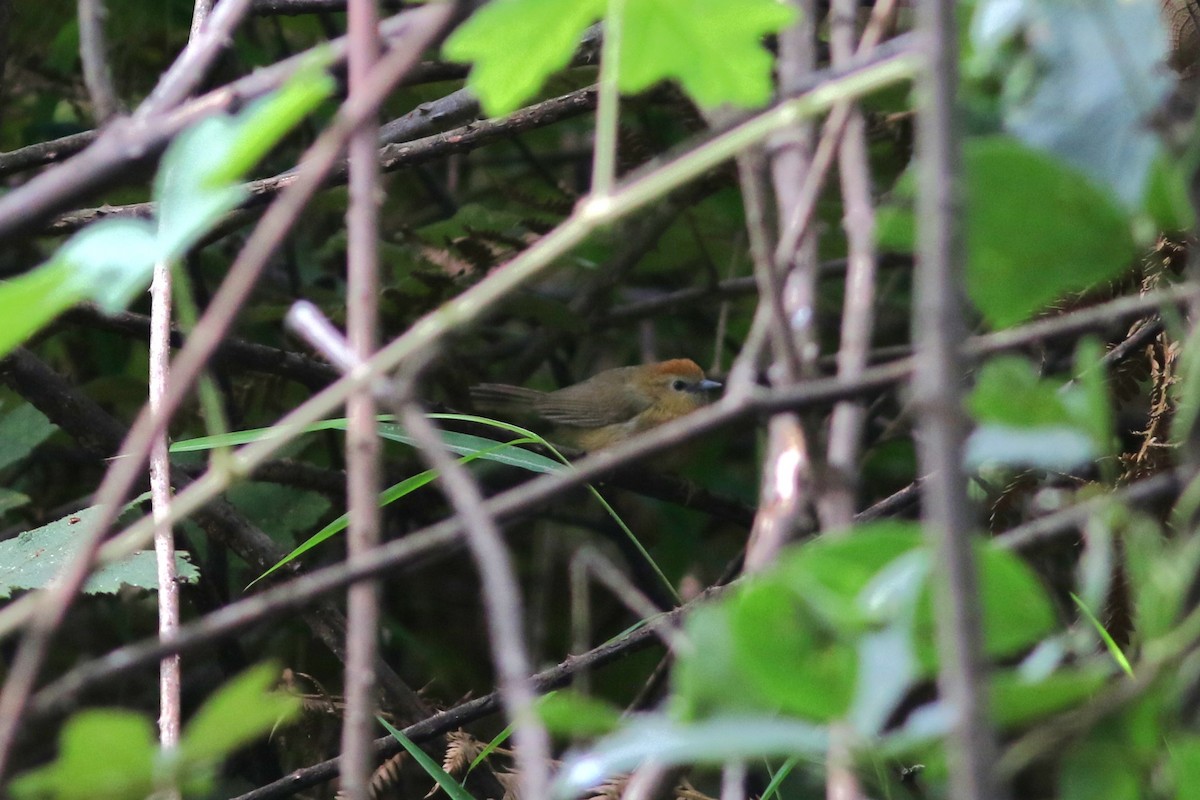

[913,0,1001,793]
[149,258,181,751]
[398,403,552,800]
[340,0,385,794]
[77,0,121,123]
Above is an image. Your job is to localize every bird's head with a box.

[629,358,723,424]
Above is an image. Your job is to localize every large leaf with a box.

[0,504,199,598]
[878,137,1137,328]
[971,0,1171,209]
[10,711,159,800]
[179,663,301,766]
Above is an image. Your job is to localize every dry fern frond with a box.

[442,729,486,777]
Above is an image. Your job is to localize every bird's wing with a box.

[533,380,650,427]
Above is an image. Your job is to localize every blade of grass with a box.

[246,437,537,588]
[1070,592,1134,678]
[379,717,475,800]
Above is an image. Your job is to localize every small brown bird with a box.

[471,359,722,452]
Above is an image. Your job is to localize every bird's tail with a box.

[469,383,546,413]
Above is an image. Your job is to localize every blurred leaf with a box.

[380,718,475,800]
[537,691,622,737]
[1060,738,1140,800]
[553,715,828,798]
[619,0,797,108]
[226,484,331,540]
[877,138,1137,328]
[1144,153,1195,232]
[1124,511,1200,641]
[1166,734,1200,799]
[10,710,159,800]
[0,220,157,360]
[156,65,333,260]
[989,667,1107,728]
[0,402,57,471]
[962,138,1136,328]
[0,488,30,517]
[914,543,1057,672]
[0,504,199,598]
[729,580,857,721]
[180,663,300,766]
[672,603,776,719]
[970,0,1170,208]
[443,0,604,116]
[966,349,1114,469]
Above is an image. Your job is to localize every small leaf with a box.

[1059,738,1140,800]
[443,0,605,116]
[0,220,157,360]
[10,710,159,800]
[180,663,300,765]
[0,402,57,471]
[619,0,797,108]
[537,691,622,737]
[553,715,828,798]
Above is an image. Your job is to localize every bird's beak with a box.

[693,379,723,393]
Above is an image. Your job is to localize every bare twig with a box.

[77,0,121,123]
[339,0,385,795]
[397,402,552,800]
[913,0,1001,793]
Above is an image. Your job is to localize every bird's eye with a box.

[671,379,687,391]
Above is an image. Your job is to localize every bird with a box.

[470,358,722,452]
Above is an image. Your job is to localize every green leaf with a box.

[443,0,605,116]
[989,667,1107,728]
[914,542,1058,672]
[966,351,1112,470]
[180,663,301,766]
[0,220,157,360]
[0,504,199,598]
[1124,511,1200,641]
[553,715,828,798]
[537,690,622,737]
[0,402,57,471]
[878,138,1138,328]
[156,65,333,260]
[970,0,1170,208]
[963,138,1137,328]
[58,219,160,312]
[1059,739,1140,800]
[671,603,776,719]
[1166,734,1200,800]
[380,718,475,800]
[728,581,857,721]
[208,53,335,185]
[619,0,797,108]
[154,114,248,261]
[11,710,159,800]
[226,484,331,540]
